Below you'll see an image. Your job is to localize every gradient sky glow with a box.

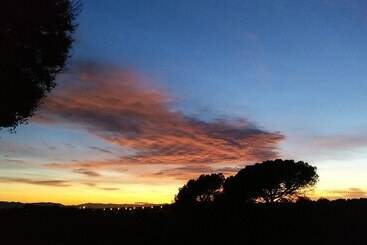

[1,0,367,204]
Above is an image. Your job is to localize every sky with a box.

[1,0,367,204]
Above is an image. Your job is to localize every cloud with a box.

[147,165,215,181]
[36,63,283,173]
[1,158,26,164]
[284,133,367,161]
[46,159,129,172]
[84,182,97,187]
[99,187,120,191]
[89,146,113,154]
[144,164,245,181]
[303,134,367,152]
[73,168,101,177]
[82,182,119,191]
[0,177,70,187]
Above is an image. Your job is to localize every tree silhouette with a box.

[0,0,80,129]
[174,173,225,206]
[223,159,318,203]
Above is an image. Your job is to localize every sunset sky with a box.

[1,0,367,204]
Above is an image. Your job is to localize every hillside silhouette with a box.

[1,160,366,245]
[1,198,367,245]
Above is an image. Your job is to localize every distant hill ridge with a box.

[0,201,166,209]
[0,201,63,209]
[74,202,166,209]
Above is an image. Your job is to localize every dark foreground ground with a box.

[1,199,367,245]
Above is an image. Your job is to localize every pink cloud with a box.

[36,63,284,178]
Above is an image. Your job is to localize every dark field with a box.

[1,199,367,245]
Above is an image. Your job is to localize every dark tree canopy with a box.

[223,159,318,203]
[174,173,225,206]
[0,0,80,129]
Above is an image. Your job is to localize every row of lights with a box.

[80,206,164,211]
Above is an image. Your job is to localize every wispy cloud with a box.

[143,164,245,181]
[284,133,367,161]
[99,187,120,191]
[89,146,113,154]
[313,134,367,151]
[146,165,215,181]
[35,63,283,179]
[73,168,101,177]
[1,158,26,164]
[0,177,70,187]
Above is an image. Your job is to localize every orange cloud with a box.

[36,63,284,177]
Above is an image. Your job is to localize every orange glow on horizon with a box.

[1,180,366,205]
[0,182,178,205]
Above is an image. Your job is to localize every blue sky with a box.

[75,0,367,131]
[1,0,367,203]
